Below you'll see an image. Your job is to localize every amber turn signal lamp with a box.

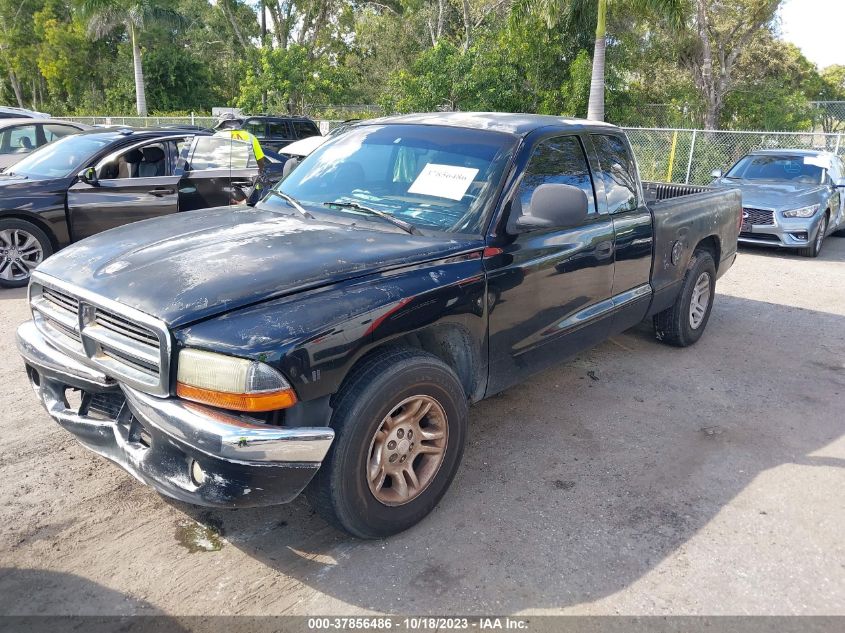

[175,348,298,413]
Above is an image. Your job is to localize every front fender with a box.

[174,252,488,405]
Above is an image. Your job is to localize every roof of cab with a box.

[361,112,620,136]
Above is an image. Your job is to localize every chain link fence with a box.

[56,116,845,186]
[623,127,845,185]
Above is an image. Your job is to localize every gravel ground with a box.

[1,240,843,617]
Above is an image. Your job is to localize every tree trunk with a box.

[8,69,24,108]
[221,0,250,51]
[129,23,147,116]
[586,0,607,121]
[461,0,471,51]
[696,0,718,130]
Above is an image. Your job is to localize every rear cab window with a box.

[591,134,640,214]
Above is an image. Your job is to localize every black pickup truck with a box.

[17,113,741,538]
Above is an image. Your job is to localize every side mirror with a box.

[711,169,723,179]
[834,178,845,189]
[77,167,98,186]
[514,184,589,232]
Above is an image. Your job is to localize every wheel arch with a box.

[336,322,484,406]
[693,235,721,272]
[0,211,60,252]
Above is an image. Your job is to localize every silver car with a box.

[711,149,845,257]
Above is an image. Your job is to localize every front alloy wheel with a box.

[367,395,448,506]
[307,348,468,539]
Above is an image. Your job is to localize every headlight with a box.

[176,348,297,412]
[782,204,820,218]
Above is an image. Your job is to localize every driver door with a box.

[66,139,182,241]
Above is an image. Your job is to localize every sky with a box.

[779,0,845,70]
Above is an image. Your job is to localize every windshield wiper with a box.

[267,190,314,219]
[322,201,421,235]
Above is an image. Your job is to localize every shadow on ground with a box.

[169,281,845,613]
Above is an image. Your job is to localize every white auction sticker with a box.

[408,163,479,201]
[804,155,830,169]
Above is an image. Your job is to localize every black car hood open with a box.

[36,205,482,327]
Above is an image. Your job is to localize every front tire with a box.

[653,249,717,347]
[799,213,827,258]
[306,348,468,539]
[0,219,53,288]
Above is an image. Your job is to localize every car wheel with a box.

[0,219,53,288]
[799,213,827,258]
[306,347,468,539]
[653,249,717,347]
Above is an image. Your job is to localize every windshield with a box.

[264,124,517,234]
[726,154,827,184]
[8,134,112,179]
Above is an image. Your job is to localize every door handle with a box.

[149,188,175,196]
[595,240,614,258]
[231,180,253,187]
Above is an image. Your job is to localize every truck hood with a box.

[713,179,827,211]
[36,206,482,327]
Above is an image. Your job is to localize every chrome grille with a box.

[743,207,774,226]
[29,275,171,396]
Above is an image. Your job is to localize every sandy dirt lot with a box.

[1,240,843,617]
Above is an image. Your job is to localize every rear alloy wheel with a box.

[654,249,717,347]
[688,272,712,330]
[799,213,827,258]
[0,219,53,288]
[306,348,467,539]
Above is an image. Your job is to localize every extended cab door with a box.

[485,133,616,395]
[67,138,182,241]
[587,133,654,333]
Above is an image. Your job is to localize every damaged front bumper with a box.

[17,319,334,508]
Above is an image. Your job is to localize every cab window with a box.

[591,134,639,214]
[518,135,597,216]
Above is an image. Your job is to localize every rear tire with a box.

[653,249,716,347]
[306,347,468,539]
[799,213,827,258]
[0,218,53,288]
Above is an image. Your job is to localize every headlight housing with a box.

[176,348,297,412]
[782,204,820,218]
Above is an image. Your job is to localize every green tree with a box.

[77,0,184,115]
[518,0,683,121]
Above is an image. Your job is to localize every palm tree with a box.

[524,0,684,121]
[78,0,184,116]
[586,0,684,121]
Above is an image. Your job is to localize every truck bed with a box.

[643,181,742,316]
